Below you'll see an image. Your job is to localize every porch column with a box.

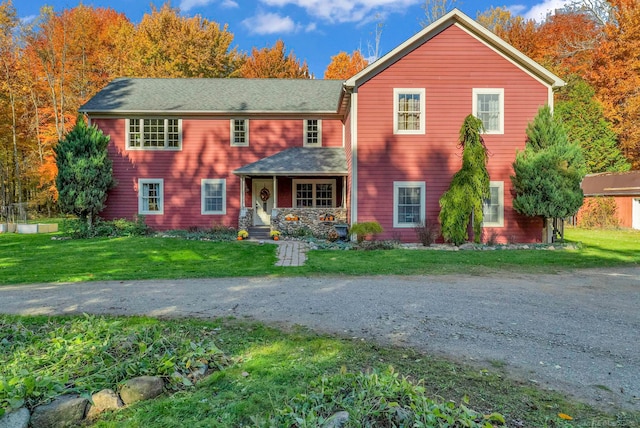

[240,175,245,209]
[272,175,278,208]
[342,176,346,208]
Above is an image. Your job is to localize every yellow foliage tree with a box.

[323,50,367,79]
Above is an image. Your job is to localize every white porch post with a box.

[342,176,346,208]
[240,175,245,209]
[272,176,277,208]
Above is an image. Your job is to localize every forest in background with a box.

[0,0,636,219]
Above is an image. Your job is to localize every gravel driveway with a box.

[1,267,638,411]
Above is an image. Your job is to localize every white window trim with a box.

[303,119,322,147]
[393,88,426,135]
[472,88,504,135]
[126,118,182,150]
[201,179,226,215]
[483,181,504,227]
[138,179,164,215]
[393,181,426,228]
[292,179,336,208]
[230,119,249,147]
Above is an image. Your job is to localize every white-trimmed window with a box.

[293,179,336,208]
[139,179,164,215]
[473,88,504,134]
[127,118,181,149]
[394,88,425,134]
[483,181,504,227]
[201,179,226,215]
[393,182,426,228]
[304,119,322,146]
[231,119,249,146]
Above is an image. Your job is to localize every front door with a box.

[253,179,274,226]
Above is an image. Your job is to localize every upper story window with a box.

[138,179,164,215]
[473,88,504,134]
[304,119,322,146]
[394,88,425,134]
[483,181,504,227]
[127,118,181,150]
[231,119,249,146]
[293,179,336,208]
[393,181,426,228]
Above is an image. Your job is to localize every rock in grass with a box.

[86,389,124,419]
[30,395,89,428]
[0,407,30,428]
[323,410,349,428]
[119,376,164,405]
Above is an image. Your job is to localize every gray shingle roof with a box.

[80,78,345,114]
[233,147,348,176]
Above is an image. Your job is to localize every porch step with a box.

[248,226,271,240]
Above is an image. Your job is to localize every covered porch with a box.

[233,147,349,238]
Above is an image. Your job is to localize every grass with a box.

[2,315,637,427]
[1,227,639,285]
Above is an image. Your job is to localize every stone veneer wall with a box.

[272,208,347,238]
[238,209,254,230]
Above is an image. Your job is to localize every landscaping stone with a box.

[119,376,164,405]
[323,410,349,428]
[85,388,124,419]
[30,394,88,428]
[0,407,30,428]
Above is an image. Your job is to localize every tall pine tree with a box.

[55,116,115,228]
[439,115,490,245]
[511,105,586,241]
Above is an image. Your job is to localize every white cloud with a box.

[259,0,419,23]
[221,0,239,8]
[20,15,37,25]
[305,22,317,32]
[180,0,216,11]
[521,0,571,21]
[242,12,298,34]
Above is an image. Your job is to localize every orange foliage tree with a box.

[323,50,368,79]
[239,39,310,78]
[128,3,242,78]
[587,0,640,167]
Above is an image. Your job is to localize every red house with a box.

[80,10,564,243]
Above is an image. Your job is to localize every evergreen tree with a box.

[511,106,586,240]
[439,115,490,245]
[555,79,630,173]
[55,116,115,228]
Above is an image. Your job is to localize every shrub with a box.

[62,216,150,238]
[578,196,620,228]
[349,221,383,243]
[414,221,439,246]
[355,240,399,251]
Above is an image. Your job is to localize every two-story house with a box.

[80,9,564,243]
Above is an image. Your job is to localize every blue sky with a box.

[16,0,570,76]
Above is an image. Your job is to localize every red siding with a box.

[355,25,548,243]
[96,117,344,230]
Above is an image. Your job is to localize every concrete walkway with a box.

[274,240,309,267]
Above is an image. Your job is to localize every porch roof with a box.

[233,147,348,176]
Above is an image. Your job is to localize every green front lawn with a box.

[1,227,638,285]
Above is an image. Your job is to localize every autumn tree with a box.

[511,106,586,241]
[239,39,310,79]
[129,3,241,78]
[0,0,23,213]
[55,116,114,228]
[420,0,458,27]
[476,7,539,58]
[439,115,490,245]
[587,0,640,167]
[324,50,367,79]
[555,78,629,173]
